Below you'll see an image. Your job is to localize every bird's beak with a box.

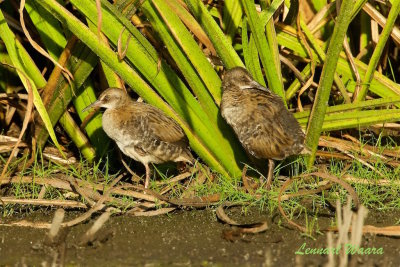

[82,100,102,113]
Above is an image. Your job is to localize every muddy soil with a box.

[1,208,399,266]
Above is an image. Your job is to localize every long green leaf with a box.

[59,112,96,161]
[184,0,244,69]
[275,24,400,101]
[354,0,400,102]
[304,0,356,167]
[299,109,400,131]
[143,0,221,112]
[73,0,246,176]
[37,0,242,177]
[34,40,99,151]
[222,0,243,43]
[294,97,400,119]
[240,0,285,100]
[242,17,265,86]
[26,1,103,160]
[152,0,222,103]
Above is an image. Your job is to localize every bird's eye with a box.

[103,95,110,102]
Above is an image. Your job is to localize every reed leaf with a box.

[240,0,285,100]
[59,112,96,162]
[223,0,243,43]
[26,1,103,160]
[304,0,356,167]
[294,97,400,120]
[354,0,400,102]
[299,110,400,131]
[241,17,265,86]
[145,0,222,106]
[275,24,400,102]
[37,0,243,177]
[184,0,244,69]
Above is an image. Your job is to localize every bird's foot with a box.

[265,159,275,190]
[242,165,259,194]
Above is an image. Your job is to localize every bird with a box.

[83,87,194,188]
[220,67,308,189]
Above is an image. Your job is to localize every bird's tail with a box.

[181,148,196,165]
[300,145,311,155]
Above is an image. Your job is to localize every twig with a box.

[216,205,268,233]
[117,27,132,60]
[48,209,65,243]
[0,197,87,208]
[131,207,176,216]
[79,211,111,245]
[19,0,73,80]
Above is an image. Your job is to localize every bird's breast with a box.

[102,110,139,143]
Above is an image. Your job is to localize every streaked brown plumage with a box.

[220,67,307,188]
[83,88,194,188]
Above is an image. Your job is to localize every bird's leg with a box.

[117,150,141,182]
[241,165,248,182]
[265,159,275,190]
[242,165,254,194]
[144,163,151,189]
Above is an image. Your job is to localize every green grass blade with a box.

[26,1,103,160]
[240,0,285,100]
[25,0,67,59]
[165,0,216,55]
[222,0,243,43]
[59,112,96,161]
[34,41,99,152]
[304,0,356,167]
[184,0,244,69]
[87,21,124,89]
[354,0,400,102]
[299,19,351,103]
[148,0,222,105]
[37,0,242,177]
[241,17,265,86]
[261,0,283,84]
[285,63,312,101]
[275,24,400,101]
[73,81,109,156]
[294,97,400,119]
[298,109,400,131]
[298,109,400,124]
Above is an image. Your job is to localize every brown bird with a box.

[83,88,194,188]
[220,67,307,189]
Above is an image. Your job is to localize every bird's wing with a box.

[140,104,188,145]
[240,89,302,159]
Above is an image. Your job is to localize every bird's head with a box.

[222,67,268,92]
[83,87,129,112]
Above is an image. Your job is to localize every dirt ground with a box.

[1,208,400,266]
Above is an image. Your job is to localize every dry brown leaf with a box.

[0,63,34,181]
[19,0,73,80]
[132,207,176,217]
[216,206,269,234]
